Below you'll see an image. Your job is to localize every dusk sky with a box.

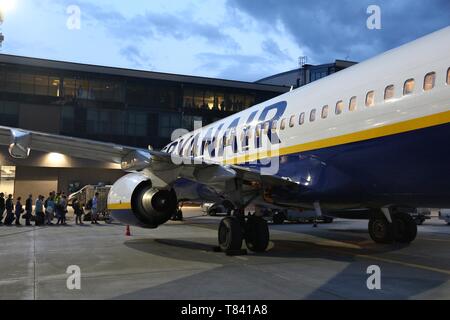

[0,0,449,81]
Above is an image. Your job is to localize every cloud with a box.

[119,45,153,70]
[261,38,292,62]
[75,1,240,50]
[196,52,283,81]
[226,0,450,63]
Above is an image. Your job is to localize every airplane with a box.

[0,26,449,253]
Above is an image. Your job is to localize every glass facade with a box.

[0,61,285,148]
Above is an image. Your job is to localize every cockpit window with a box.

[447,68,450,85]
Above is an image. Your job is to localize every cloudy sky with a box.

[1,0,449,81]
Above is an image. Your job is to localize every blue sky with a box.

[0,0,449,81]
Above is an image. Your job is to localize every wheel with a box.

[369,215,394,244]
[272,211,286,225]
[393,212,417,243]
[208,208,217,216]
[245,216,269,252]
[218,217,243,251]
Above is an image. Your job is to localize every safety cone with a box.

[125,225,131,236]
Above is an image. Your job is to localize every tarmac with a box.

[0,207,449,300]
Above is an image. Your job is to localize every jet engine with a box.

[107,173,177,228]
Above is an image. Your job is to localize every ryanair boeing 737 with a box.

[1,27,449,253]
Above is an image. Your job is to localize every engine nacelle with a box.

[108,173,177,228]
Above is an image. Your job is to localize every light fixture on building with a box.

[46,152,68,166]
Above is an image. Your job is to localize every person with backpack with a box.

[25,194,33,226]
[4,194,14,226]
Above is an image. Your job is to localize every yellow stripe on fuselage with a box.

[224,109,450,165]
[108,203,132,210]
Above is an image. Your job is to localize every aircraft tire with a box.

[218,217,243,252]
[369,215,394,244]
[245,216,269,253]
[393,212,417,243]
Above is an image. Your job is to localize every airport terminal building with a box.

[0,54,355,198]
[0,54,289,197]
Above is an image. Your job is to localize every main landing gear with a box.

[217,213,270,255]
[368,210,417,244]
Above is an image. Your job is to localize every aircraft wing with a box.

[0,126,299,190]
[0,126,141,164]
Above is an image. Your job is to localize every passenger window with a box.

[447,68,450,84]
[280,118,286,130]
[310,109,316,122]
[299,112,305,125]
[349,96,357,111]
[423,72,435,91]
[335,101,344,115]
[289,115,296,128]
[255,124,261,137]
[384,85,395,101]
[271,120,278,132]
[365,91,375,107]
[264,122,270,134]
[403,79,415,95]
[321,105,329,119]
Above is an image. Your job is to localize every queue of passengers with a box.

[0,192,100,226]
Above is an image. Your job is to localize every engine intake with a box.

[132,184,177,228]
[108,173,177,228]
